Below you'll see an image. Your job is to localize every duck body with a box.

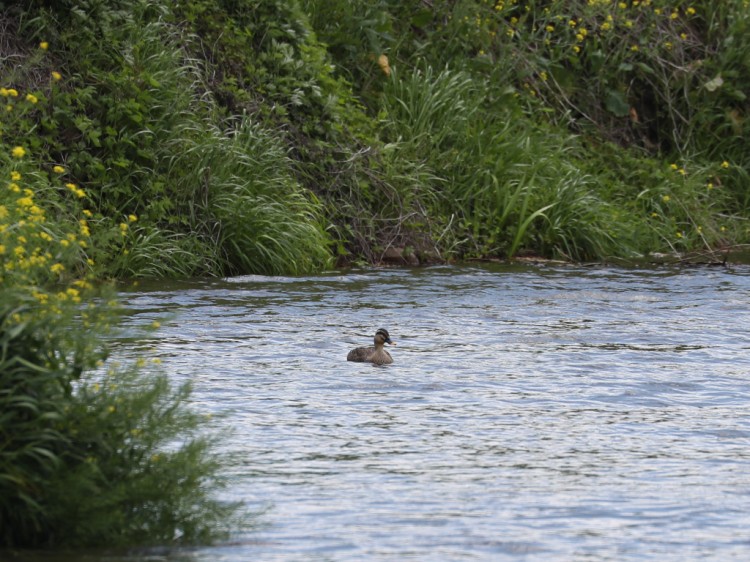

[347,328,395,365]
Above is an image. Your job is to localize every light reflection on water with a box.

[16,264,750,560]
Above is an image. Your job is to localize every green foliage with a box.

[0,289,240,546]
[0,67,241,550]
[3,0,750,274]
[166,116,333,275]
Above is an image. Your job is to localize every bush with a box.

[0,100,241,548]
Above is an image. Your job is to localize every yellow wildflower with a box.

[39,41,49,50]
[25,93,38,104]
[11,146,26,158]
[128,214,138,223]
[377,54,391,77]
[662,195,671,202]
[51,71,62,81]
[53,165,65,174]
[10,171,21,181]
[721,160,730,168]
[50,263,65,274]
[0,244,5,255]
[82,209,93,217]
[686,7,696,16]
[6,89,18,98]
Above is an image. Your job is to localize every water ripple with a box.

[100,264,750,561]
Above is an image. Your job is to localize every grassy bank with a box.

[2,0,747,276]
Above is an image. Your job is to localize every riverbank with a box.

[2,0,748,279]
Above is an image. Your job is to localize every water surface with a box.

[22,264,750,560]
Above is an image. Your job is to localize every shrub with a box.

[0,86,241,548]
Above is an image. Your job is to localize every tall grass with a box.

[380,64,622,260]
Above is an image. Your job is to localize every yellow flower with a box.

[82,209,93,217]
[39,41,49,50]
[573,45,581,53]
[686,7,696,16]
[721,160,730,168]
[680,33,688,40]
[53,165,65,174]
[50,263,65,274]
[11,146,26,158]
[545,25,554,32]
[152,321,161,329]
[630,45,639,52]
[128,214,138,222]
[0,244,5,255]
[10,171,21,181]
[377,54,391,77]
[670,11,679,20]
[7,89,18,98]
[25,93,38,104]
[17,197,33,208]
[0,88,6,96]
[51,71,62,81]
[108,405,116,413]
[662,195,671,202]
[670,163,678,170]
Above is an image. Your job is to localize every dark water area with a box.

[8,264,750,561]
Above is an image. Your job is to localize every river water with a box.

[22,264,750,560]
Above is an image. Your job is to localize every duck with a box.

[347,328,396,365]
